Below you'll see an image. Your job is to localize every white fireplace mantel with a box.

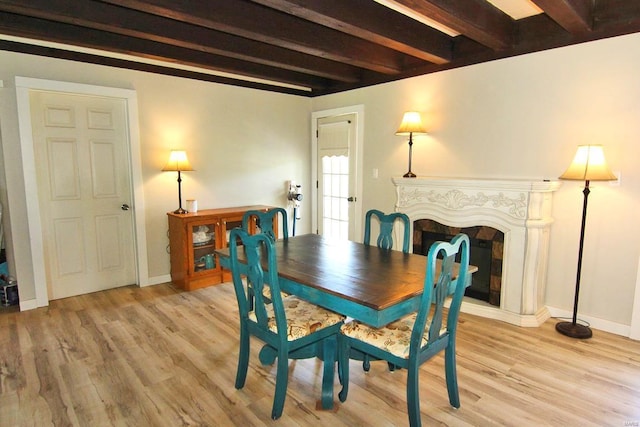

[393,177,561,327]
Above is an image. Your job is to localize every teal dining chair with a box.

[242,207,289,309]
[361,208,411,371]
[242,207,289,241]
[228,228,345,420]
[338,233,470,427]
[364,209,410,253]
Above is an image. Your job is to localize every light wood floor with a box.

[1,282,639,426]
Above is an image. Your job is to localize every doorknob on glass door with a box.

[121,204,130,211]
[347,197,356,202]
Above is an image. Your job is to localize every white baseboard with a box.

[19,298,40,311]
[456,298,550,327]
[546,305,632,338]
[146,274,171,286]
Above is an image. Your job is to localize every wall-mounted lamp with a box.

[557,144,616,339]
[396,111,426,178]
[162,150,194,214]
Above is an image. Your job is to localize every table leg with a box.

[320,335,336,410]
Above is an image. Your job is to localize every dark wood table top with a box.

[217,234,476,320]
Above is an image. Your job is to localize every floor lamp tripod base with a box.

[555,321,592,339]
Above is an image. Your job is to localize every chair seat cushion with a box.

[261,285,289,301]
[341,313,442,359]
[249,295,344,341]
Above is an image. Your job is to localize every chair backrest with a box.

[228,228,288,340]
[242,207,289,241]
[410,233,470,358]
[363,209,410,253]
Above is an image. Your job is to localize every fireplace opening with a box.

[413,220,503,306]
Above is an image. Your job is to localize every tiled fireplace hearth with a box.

[393,177,561,327]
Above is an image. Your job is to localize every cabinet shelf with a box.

[167,205,277,291]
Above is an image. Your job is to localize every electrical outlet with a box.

[372,168,378,179]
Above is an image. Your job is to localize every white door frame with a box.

[630,254,640,340]
[311,105,364,241]
[15,76,149,308]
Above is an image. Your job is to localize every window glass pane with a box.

[339,155,349,174]
[321,154,349,240]
[323,175,331,196]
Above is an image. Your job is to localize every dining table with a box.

[216,233,477,410]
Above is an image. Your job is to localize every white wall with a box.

[0,50,311,301]
[312,33,640,330]
[2,32,639,333]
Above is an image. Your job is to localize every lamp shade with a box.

[162,150,194,172]
[395,111,427,135]
[559,145,616,181]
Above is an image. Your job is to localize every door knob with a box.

[347,197,356,202]
[121,203,130,211]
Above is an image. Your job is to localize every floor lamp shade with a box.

[163,150,194,214]
[557,145,616,338]
[396,112,426,178]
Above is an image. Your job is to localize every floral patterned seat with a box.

[341,312,445,359]
[249,294,345,341]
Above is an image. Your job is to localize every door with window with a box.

[312,106,363,242]
[29,90,136,300]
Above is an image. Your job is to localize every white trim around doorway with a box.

[311,105,365,242]
[15,76,149,309]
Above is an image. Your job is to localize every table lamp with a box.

[163,150,194,214]
[396,111,426,178]
[557,144,616,338]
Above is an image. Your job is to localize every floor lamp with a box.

[557,145,616,339]
[395,111,426,178]
[163,150,194,214]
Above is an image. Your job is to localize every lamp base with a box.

[403,171,416,178]
[173,207,188,214]
[555,321,592,339]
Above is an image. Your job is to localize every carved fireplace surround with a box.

[393,177,561,327]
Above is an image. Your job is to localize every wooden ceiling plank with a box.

[0,39,311,96]
[0,11,330,90]
[249,0,452,64]
[390,0,515,50]
[530,0,593,33]
[0,0,361,82]
[592,0,640,31]
[98,0,409,74]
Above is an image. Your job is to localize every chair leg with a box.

[406,363,421,427]
[444,346,460,408]
[338,337,350,402]
[271,347,289,420]
[235,324,250,389]
[362,354,370,371]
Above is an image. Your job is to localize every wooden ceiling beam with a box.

[390,0,515,50]
[98,0,409,74]
[0,0,362,82]
[530,0,593,33]
[0,12,331,90]
[249,0,452,64]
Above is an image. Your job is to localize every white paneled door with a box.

[316,113,358,240]
[29,91,136,300]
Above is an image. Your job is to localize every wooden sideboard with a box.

[167,205,277,290]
